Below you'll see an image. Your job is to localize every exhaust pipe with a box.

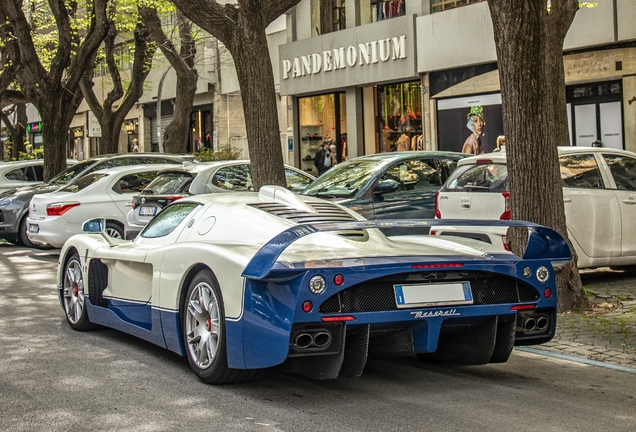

[294,333,313,349]
[313,331,332,348]
[292,329,333,349]
[536,315,549,331]
[523,317,537,332]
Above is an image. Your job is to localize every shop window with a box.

[361,0,406,24]
[430,0,484,13]
[298,93,347,173]
[311,0,346,36]
[377,81,422,153]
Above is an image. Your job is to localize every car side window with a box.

[113,171,159,194]
[141,202,200,238]
[378,159,441,193]
[211,165,253,191]
[285,169,313,192]
[602,154,636,190]
[4,167,29,181]
[560,154,604,189]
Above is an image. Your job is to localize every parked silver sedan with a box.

[124,160,315,239]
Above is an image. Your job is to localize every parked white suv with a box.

[434,146,636,269]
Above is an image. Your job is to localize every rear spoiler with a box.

[241,219,571,280]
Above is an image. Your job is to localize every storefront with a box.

[124,119,139,152]
[69,127,85,160]
[279,14,417,170]
[567,80,624,149]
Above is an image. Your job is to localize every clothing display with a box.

[373,0,406,22]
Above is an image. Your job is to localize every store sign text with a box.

[282,35,407,80]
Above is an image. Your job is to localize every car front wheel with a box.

[62,254,95,331]
[105,222,124,239]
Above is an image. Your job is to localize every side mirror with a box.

[82,218,105,233]
[374,179,399,196]
[82,218,119,246]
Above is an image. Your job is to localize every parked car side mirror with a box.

[82,218,105,233]
[374,179,399,196]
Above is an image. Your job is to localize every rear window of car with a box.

[212,165,253,191]
[4,167,29,181]
[112,171,159,194]
[441,163,509,193]
[49,159,102,185]
[142,172,194,195]
[59,173,109,193]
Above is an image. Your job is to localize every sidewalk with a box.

[532,268,636,370]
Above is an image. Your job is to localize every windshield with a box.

[59,173,109,193]
[142,172,194,195]
[48,159,99,185]
[441,163,508,192]
[301,160,383,198]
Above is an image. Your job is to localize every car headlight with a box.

[0,196,14,206]
[536,266,550,283]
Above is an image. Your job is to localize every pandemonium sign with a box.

[279,15,417,96]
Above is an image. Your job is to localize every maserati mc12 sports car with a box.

[57,185,571,384]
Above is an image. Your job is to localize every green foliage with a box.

[194,145,242,162]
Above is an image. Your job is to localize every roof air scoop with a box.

[258,185,316,213]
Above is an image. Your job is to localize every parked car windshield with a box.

[301,160,383,198]
[142,172,194,195]
[442,163,509,193]
[49,159,100,185]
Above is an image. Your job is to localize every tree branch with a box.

[260,0,301,26]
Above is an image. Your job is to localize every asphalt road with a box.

[1,244,635,432]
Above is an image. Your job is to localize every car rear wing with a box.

[241,219,572,280]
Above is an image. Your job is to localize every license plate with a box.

[139,206,157,216]
[28,223,40,234]
[394,282,473,308]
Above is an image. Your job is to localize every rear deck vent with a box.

[249,201,357,225]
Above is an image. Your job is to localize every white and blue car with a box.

[57,186,571,384]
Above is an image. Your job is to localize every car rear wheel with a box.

[19,216,53,250]
[62,254,96,331]
[182,270,262,384]
[105,222,124,239]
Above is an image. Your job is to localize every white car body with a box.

[434,146,636,269]
[56,185,571,383]
[27,164,176,248]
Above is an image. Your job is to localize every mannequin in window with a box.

[462,106,486,155]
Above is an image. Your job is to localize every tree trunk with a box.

[228,25,287,190]
[139,7,198,155]
[38,88,83,178]
[171,0,299,189]
[162,74,197,154]
[0,103,26,159]
[487,0,586,311]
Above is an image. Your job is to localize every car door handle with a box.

[623,197,636,204]
[563,197,571,203]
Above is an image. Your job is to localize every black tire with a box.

[182,270,262,384]
[62,253,96,331]
[18,215,51,250]
[105,222,124,240]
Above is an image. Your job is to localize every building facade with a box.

[278,0,636,174]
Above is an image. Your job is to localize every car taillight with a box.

[166,195,182,203]
[46,202,80,216]
[131,198,136,209]
[500,191,511,220]
[435,190,441,219]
